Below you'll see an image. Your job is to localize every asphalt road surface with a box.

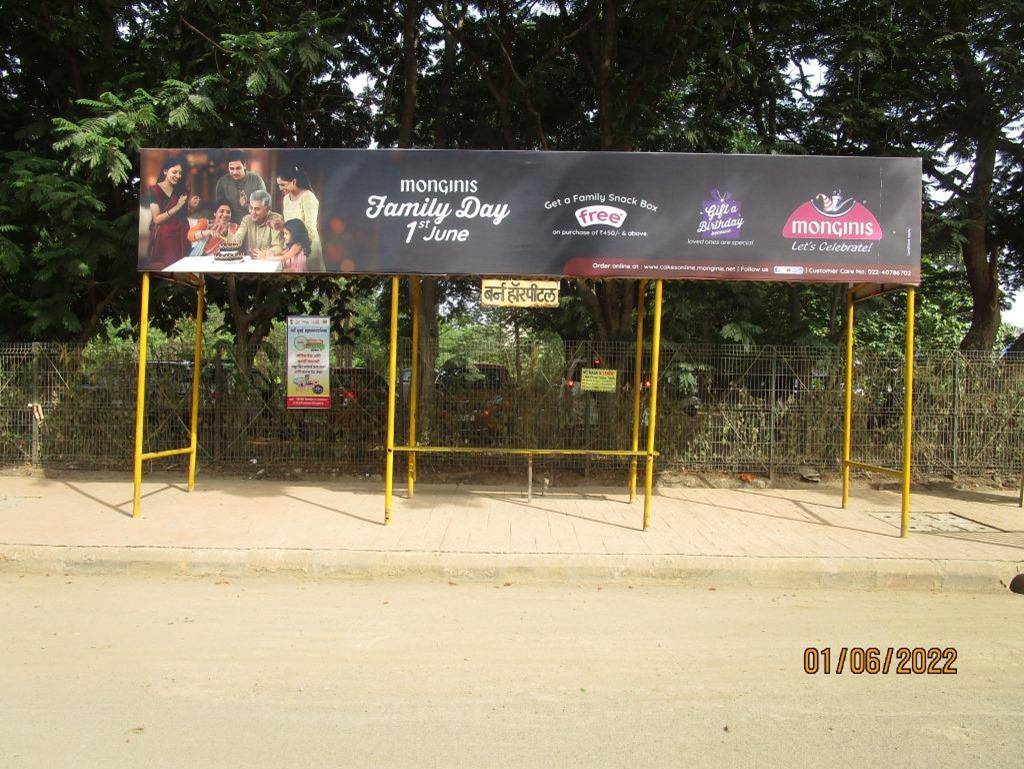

[1,574,1021,768]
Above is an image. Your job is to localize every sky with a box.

[1005,291,1024,330]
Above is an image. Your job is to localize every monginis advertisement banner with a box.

[286,316,330,410]
[138,148,921,284]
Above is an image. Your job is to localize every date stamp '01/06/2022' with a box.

[803,647,958,675]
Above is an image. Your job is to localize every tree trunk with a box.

[574,279,637,341]
[572,0,640,339]
[958,133,999,352]
[399,0,419,147]
[432,0,458,149]
[75,283,121,343]
[952,23,1001,353]
[960,250,1000,352]
[496,87,515,149]
[786,284,803,336]
[596,0,617,150]
[224,277,279,382]
[404,0,440,441]
[570,0,616,148]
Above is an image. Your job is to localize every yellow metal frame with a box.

[132,272,206,517]
[125,270,916,533]
[408,279,420,498]
[384,276,665,529]
[642,279,664,530]
[628,279,648,502]
[395,446,660,457]
[384,276,400,525]
[841,285,916,537]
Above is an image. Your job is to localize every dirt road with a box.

[1,575,1021,768]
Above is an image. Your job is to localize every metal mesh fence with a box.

[2,340,1022,480]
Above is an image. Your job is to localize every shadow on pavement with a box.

[62,481,186,519]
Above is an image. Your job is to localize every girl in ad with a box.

[280,219,312,273]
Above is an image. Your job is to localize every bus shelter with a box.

[132,148,922,534]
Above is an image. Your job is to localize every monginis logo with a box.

[783,190,882,240]
[575,205,628,228]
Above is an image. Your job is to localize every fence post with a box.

[768,347,777,482]
[30,342,40,466]
[951,353,959,477]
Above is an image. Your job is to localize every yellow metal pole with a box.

[629,279,647,502]
[394,446,653,457]
[384,276,400,524]
[842,288,854,508]
[900,286,916,538]
[141,446,193,460]
[187,279,205,492]
[132,272,151,517]
[408,278,420,498]
[642,279,664,530]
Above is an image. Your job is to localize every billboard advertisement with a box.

[139,148,921,283]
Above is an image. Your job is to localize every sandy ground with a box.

[1,574,1022,768]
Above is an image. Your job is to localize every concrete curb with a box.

[1,544,1021,592]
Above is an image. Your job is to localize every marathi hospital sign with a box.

[138,148,921,283]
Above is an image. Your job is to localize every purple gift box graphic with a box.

[698,189,744,238]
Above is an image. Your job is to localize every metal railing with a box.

[2,340,1022,480]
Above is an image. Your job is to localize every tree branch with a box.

[181,17,230,55]
[921,157,967,197]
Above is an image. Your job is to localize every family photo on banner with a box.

[140,148,324,272]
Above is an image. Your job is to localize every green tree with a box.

[806,0,1024,351]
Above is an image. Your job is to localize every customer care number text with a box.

[803,647,957,675]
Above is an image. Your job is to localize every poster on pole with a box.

[138,148,921,285]
[286,316,330,409]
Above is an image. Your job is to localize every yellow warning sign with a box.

[581,368,617,392]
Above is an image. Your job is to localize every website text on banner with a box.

[138,149,921,283]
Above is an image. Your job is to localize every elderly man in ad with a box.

[226,190,285,258]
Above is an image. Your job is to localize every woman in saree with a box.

[146,155,199,269]
[187,201,237,256]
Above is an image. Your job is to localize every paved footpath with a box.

[1,472,1023,589]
